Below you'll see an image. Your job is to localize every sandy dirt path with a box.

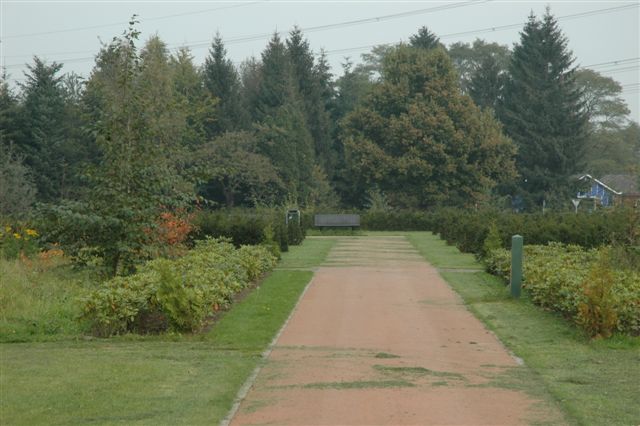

[230,236,562,425]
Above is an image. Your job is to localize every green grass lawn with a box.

[0,257,101,342]
[409,232,640,426]
[0,238,330,425]
[276,236,337,269]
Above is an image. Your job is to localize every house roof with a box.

[599,174,640,195]
[578,174,622,195]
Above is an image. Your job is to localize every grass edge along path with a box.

[408,231,640,426]
[0,238,335,425]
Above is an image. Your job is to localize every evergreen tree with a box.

[0,72,23,153]
[252,32,315,203]
[498,9,589,207]
[202,34,245,135]
[468,54,505,110]
[170,47,215,147]
[0,143,36,218]
[239,57,262,123]
[286,27,333,170]
[16,57,69,201]
[254,32,294,120]
[409,26,442,50]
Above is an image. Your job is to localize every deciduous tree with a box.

[342,45,516,208]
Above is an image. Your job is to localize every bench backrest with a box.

[314,214,360,227]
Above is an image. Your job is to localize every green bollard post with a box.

[510,235,523,298]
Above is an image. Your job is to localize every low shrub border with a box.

[485,243,640,337]
[81,238,277,336]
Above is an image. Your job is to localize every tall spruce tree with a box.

[498,9,588,207]
[286,28,333,170]
[468,54,505,110]
[252,32,315,202]
[16,58,69,201]
[409,27,442,50]
[203,34,245,135]
[254,33,294,120]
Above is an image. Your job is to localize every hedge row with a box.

[192,209,305,254]
[485,244,640,337]
[361,209,637,254]
[81,238,277,336]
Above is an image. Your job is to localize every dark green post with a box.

[510,235,523,298]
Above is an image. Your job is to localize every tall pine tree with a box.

[252,32,315,203]
[286,28,333,170]
[203,34,245,135]
[498,9,588,207]
[16,58,69,201]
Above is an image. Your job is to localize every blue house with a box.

[577,174,640,207]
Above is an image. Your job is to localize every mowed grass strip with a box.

[409,232,640,426]
[0,237,329,425]
[276,236,336,269]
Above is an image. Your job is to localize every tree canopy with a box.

[342,45,516,208]
[498,9,589,206]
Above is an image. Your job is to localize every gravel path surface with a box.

[230,236,562,425]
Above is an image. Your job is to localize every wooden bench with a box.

[314,214,360,229]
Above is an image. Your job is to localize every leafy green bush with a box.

[360,208,636,255]
[485,243,640,336]
[0,223,40,259]
[81,238,277,336]
[192,209,306,252]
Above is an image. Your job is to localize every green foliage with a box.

[482,222,502,255]
[447,39,510,106]
[342,45,516,208]
[203,34,246,135]
[81,238,277,336]
[429,208,634,255]
[255,103,315,203]
[0,253,98,342]
[287,221,304,246]
[498,9,589,207]
[192,209,306,253]
[194,131,284,207]
[0,144,36,218]
[409,26,442,50]
[485,243,640,336]
[0,224,40,260]
[79,24,192,274]
[13,57,88,201]
[287,28,334,171]
[577,249,619,338]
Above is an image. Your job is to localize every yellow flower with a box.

[13,233,21,239]
[4,226,10,233]
[25,229,38,237]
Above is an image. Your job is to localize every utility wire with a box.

[1,3,637,71]
[324,4,638,57]
[2,0,488,60]
[2,2,264,40]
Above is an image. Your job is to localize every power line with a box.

[324,4,639,57]
[586,57,639,69]
[598,66,640,75]
[1,2,637,72]
[2,0,488,60]
[1,2,264,40]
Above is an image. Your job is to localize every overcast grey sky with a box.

[1,1,639,120]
